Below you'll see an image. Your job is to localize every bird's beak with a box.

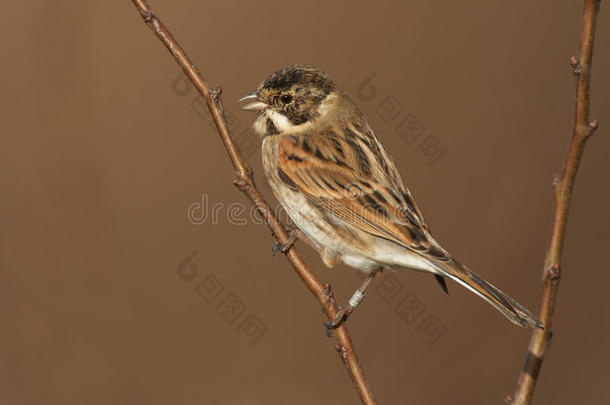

[239,91,267,111]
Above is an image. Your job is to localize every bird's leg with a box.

[271,228,313,257]
[324,269,382,331]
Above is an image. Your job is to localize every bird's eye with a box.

[280,94,292,104]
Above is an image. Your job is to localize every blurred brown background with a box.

[2,1,609,404]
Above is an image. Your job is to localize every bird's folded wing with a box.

[277,134,450,262]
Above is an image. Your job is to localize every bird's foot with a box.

[324,304,354,333]
[271,228,303,257]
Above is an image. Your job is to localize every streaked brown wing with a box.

[276,132,447,260]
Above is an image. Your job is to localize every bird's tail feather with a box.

[434,259,543,329]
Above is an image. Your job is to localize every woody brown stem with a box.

[129,1,376,404]
[511,1,602,404]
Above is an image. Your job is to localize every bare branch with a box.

[511,1,602,404]
[129,1,377,403]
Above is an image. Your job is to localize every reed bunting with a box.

[240,65,542,329]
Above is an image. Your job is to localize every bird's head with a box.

[240,65,350,136]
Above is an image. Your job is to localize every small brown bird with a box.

[240,65,542,329]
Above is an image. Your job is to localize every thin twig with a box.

[511,1,602,404]
[129,1,376,403]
